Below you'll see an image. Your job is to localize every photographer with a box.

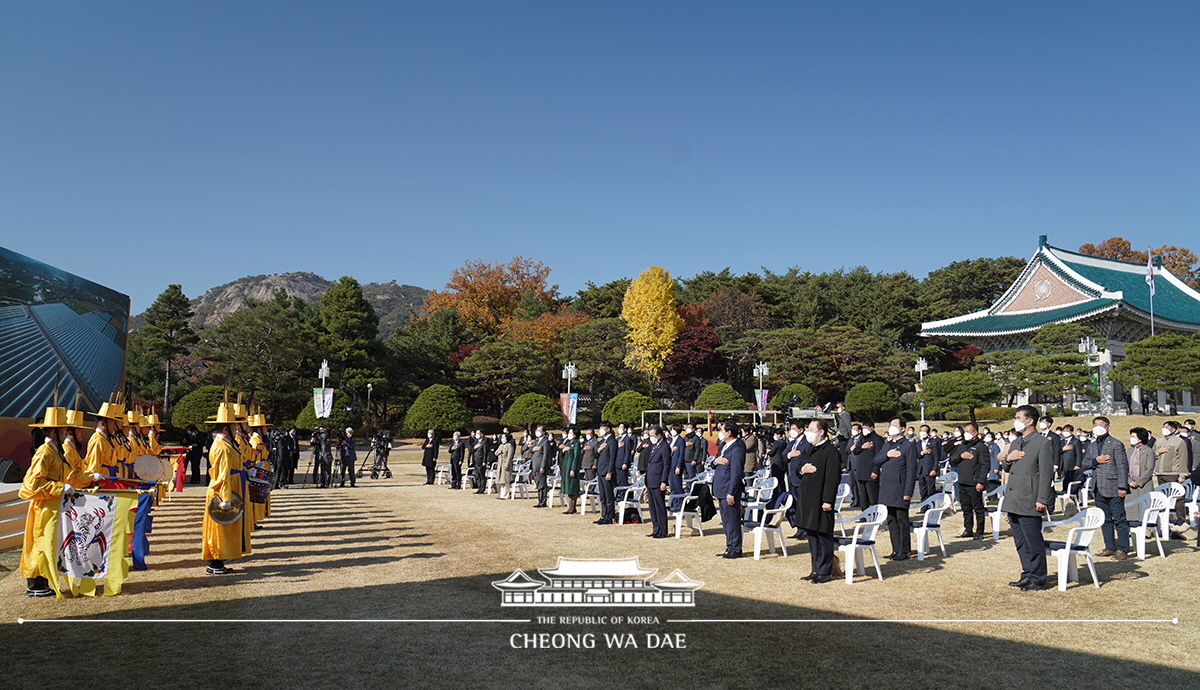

[311,428,332,488]
[338,427,357,488]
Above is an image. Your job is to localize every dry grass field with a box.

[2,443,1198,689]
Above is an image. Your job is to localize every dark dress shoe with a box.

[652,534,668,539]
[1009,577,1031,588]
[972,535,984,540]
[811,575,832,584]
[958,531,974,538]
[722,552,743,559]
[892,554,909,561]
[716,552,732,558]
[1020,581,1048,591]
[801,573,817,581]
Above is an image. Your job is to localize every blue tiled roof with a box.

[1053,250,1200,326]
[920,299,1119,337]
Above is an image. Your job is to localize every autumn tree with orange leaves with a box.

[422,257,561,336]
[1079,237,1200,288]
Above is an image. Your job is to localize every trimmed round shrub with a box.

[694,383,748,411]
[845,382,900,423]
[602,390,657,425]
[169,385,225,431]
[401,384,471,432]
[768,383,817,409]
[501,393,563,430]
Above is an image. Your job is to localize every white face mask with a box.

[535,430,544,438]
[717,431,727,443]
[1013,419,1026,433]
[954,431,963,438]
[1039,422,1049,431]
[1129,437,1139,447]
[1162,427,1172,437]
[669,429,678,437]
[919,431,928,439]
[788,429,800,440]
[804,430,822,445]
[1093,425,1107,437]
[963,432,975,441]
[984,436,994,444]
[888,425,901,437]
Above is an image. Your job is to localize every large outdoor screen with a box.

[0,244,130,424]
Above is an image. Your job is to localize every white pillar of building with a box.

[1158,389,1169,415]
[1131,386,1143,414]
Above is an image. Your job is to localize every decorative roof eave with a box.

[918,300,1121,338]
[651,569,705,590]
[1112,303,1200,333]
[538,557,657,579]
[492,570,546,590]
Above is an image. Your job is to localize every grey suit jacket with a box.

[1081,434,1128,498]
[1001,431,1056,516]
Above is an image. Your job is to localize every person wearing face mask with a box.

[594,422,618,524]
[712,421,747,559]
[1126,427,1156,501]
[1001,405,1056,591]
[1177,424,1197,473]
[447,431,465,489]
[849,421,881,510]
[766,428,788,501]
[1080,416,1130,559]
[644,425,672,538]
[784,420,813,538]
[558,428,582,514]
[681,424,702,479]
[1058,424,1080,491]
[529,424,553,508]
[948,423,990,539]
[667,425,686,510]
[984,432,1002,492]
[614,423,634,491]
[872,417,919,561]
[1153,421,1189,536]
[916,424,941,501]
[795,419,842,583]
[834,401,852,449]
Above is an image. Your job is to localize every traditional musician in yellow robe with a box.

[85,400,126,476]
[201,402,245,575]
[124,411,150,480]
[248,413,272,526]
[145,413,163,456]
[20,405,98,597]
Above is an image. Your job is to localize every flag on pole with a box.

[1146,252,1156,296]
[39,489,138,597]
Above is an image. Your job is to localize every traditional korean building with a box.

[920,236,1200,415]
[492,557,703,607]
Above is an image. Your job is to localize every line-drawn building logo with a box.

[492,557,703,607]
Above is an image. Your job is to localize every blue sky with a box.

[2,2,1197,313]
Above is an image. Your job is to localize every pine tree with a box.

[139,284,198,413]
[621,266,684,383]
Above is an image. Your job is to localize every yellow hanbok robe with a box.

[248,433,271,523]
[85,430,121,476]
[201,433,246,561]
[20,441,93,578]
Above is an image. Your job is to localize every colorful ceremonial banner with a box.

[559,394,578,426]
[314,387,334,418]
[37,489,137,597]
[755,389,769,411]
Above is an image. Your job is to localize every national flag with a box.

[36,489,138,597]
[1146,252,1156,296]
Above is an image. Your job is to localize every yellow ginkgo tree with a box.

[621,266,685,383]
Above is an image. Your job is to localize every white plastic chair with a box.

[616,480,646,525]
[984,484,1007,541]
[741,476,778,522]
[579,478,599,514]
[1156,482,1186,537]
[434,462,451,485]
[835,504,887,584]
[1044,507,1104,591]
[741,493,792,560]
[1185,484,1200,530]
[1077,475,1094,510]
[509,461,532,500]
[1055,477,1083,515]
[910,493,951,561]
[1127,491,1168,560]
[670,483,707,538]
[939,471,959,514]
[832,483,852,535]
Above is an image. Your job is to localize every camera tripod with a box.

[356,444,392,479]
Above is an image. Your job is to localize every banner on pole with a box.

[568,393,578,425]
[314,387,334,418]
[560,393,579,426]
[44,489,138,596]
[755,388,769,411]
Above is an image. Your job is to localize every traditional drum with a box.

[134,454,167,482]
[247,477,272,504]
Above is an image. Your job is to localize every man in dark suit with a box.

[470,429,492,494]
[1002,405,1057,591]
[182,425,207,485]
[873,417,919,561]
[595,422,618,524]
[581,429,599,481]
[834,401,852,450]
[712,421,747,558]
[645,425,672,538]
[421,429,440,485]
[948,422,990,539]
[668,425,686,510]
[529,424,552,507]
[797,418,843,583]
[766,428,788,501]
[614,423,634,490]
[447,431,465,489]
[1039,415,1061,478]
[850,421,882,509]
[784,420,812,538]
[916,424,941,501]
[684,423,706,477]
